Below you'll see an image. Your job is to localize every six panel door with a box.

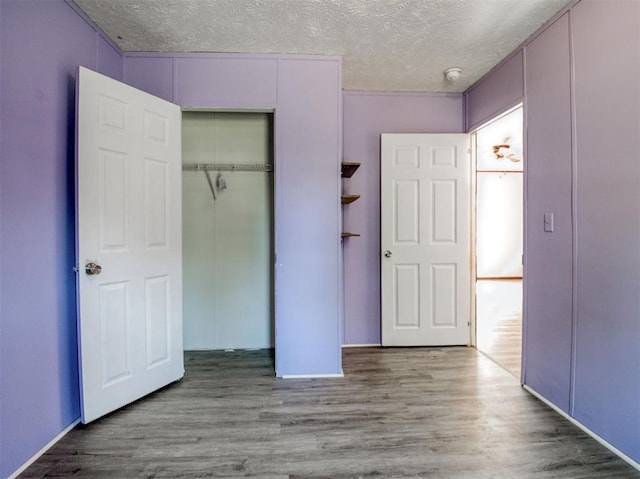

[381,134,471,346]
[76,66,184,423]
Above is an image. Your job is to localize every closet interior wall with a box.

[182,112,274,350]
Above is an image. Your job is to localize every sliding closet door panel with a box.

[182,112,273,350]
[213,114,272,349]
[182,113,216,350]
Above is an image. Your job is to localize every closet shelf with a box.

[341,232,361,238]
[341,194,360,205]
[341,162,361,178]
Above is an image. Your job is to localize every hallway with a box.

[20,347,638,478]
[476,279,523,378]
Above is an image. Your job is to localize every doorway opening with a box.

[473,106,523,378]
[181,111,275,352]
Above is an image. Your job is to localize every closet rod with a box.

[182,163,273,173]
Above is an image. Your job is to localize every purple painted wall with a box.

[276,59,342,374]
[342,92,464,345]
[571,0,640,460]
[96,35,123,81]
[465,51,524,131]
[466,0,640,463]
[122,53,343,376]
[0,2,123,477]
[123,56,174,102]
[523,13,573,412]
[175,56,278,108]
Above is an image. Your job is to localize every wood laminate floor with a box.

[476,280,523,378]
[20,347,639,478]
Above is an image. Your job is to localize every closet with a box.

[182,112,274,350]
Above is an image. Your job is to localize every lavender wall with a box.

[275,59,342,373]
[175,56,278,108]
[122,53,342,376]
[466,0,640,463]
[571,0,640,460]
[342,92,464,345]
[0,2,123,477]
[123,56,174,102]
[523,13,573,412]
[465,51,524,131]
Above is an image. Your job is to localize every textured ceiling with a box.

[73,0,572,93]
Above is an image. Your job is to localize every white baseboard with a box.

[280,370,344,379]
[523,385,640,471]
[8,419,80,479]
[341,343,381,348]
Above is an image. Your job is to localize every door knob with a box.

[85,262,102,276]
[383,250,392,258]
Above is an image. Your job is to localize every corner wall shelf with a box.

[341,162,361,178]
[341,194,360,205]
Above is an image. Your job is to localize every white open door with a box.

[381,134,471,346]
[76,66,183,423]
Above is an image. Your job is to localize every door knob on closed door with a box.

[383,250,392,258]
[85,262,102,275]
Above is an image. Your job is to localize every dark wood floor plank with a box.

[18,347,639,478]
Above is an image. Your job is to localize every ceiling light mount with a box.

[444,67,462,82]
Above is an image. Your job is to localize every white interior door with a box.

[76,66,183,423]
[381,134,471,346]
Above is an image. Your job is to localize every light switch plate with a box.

[544,213,554,232]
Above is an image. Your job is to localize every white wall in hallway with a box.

[475,107,523,278]
[182,112,273,350]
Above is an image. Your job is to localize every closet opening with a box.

[473,105,523,378]
[181,111,275,357]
